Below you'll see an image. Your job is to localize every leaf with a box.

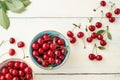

[107,32,112,40]
[97,30,105,34]
[20,0,31,7]
[5,0,25,13]
[98,46,105,50]
[85,27,88,32]
[0,1,8,13]
[0,6,10,29]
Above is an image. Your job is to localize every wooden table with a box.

[0,0,120,80]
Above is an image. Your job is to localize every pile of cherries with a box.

[31,34,67,68]
[0,60,33,80]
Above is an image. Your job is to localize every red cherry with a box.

[86,37,93,43]
[19,70,25,77]
[14,62,20,69]
[17,41,25,48]
[9,48,15,56]
[38,48,44,54]
[26,73,32,80]
[88,53,96,60]
[9,37,15,44]
[100,1,106,7]
[55,59,61,65]
[50,44,56,50]
[9,68,13,74]
[100,40,107,46]
[88,25,96,31]
[37,38,44,45]
[106,12,112,18]
[95,22,102,28]
[42,61,49,67]
[32,51,39,57]
[109,17,115,23]
[43,54,49,60]
[5,73,13,80]
[114,8,120,15]
[77,32,84,38]
[47,50,53,57]
[61,48,66,55]
[97,34,103,40]
[42,43,49,50]
[53,36,59,42]
[54,50,61,57]
[96,55,103,61]
[32,43,39,50]
[59,55,65,60]
[24,67,32,74]
[43,34,50,40]
[48,57,55,64]
[12,69,19,76]
[67,31,74,37]
[37,59,42,64]
[1,67,9,74]
[13,77,20,80]
[7,61,14,68]
[91,32,97,39]
[20,62,28,69]
[57,39,64,45]
[70,37,76,44]
[0,75,6,80]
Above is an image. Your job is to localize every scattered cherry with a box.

[17,41,25,48]
[109,17,115,23]
[86,37,93,43]
[100,40,107,46]
[70,37,76,44]
[95,22,102,28]
[77,32,84,38]
[96,55,103,61]
[9,48,16,56]
[67,31,74,38]
[88,53,96,60]
[106,12,112,18]
[97,34,103,40]
[100,1,106,7]
[114,8,120,15]
[88,25,96,31]
[91,32,97,39]
[9,37,15,44]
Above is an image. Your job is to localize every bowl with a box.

[0,58,34,80]
[30,30,69,70]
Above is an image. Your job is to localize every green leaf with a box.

[97,30,105,34]
[107,32,112,40]
[0,6,10,29]
[98,46,105,50]
[5,0,25,13]
[20,0,31,7]
[0,1,8,13]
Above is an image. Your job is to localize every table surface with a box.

[0,0,120,80]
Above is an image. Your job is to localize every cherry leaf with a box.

[107,32,112,40]
[98,46,105,50]
[97,30,105,34]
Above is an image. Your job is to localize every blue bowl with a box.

[30,30,69,70]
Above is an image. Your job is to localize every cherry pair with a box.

[89,53,102,61]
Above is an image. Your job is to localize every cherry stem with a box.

[0,52,8,57]
[92,43,98,55]
[110,3,115,12]
[0,40,5,47]
[72,24,81,31]
[36,56,44,63]
[95,44,98,55]
[88,17,93,23]
[86,25,90,36]
[103,26,109,35]
[93,6,101,12]
[100,10,104,22]
[82,38,86,49]
[22,48,29,59]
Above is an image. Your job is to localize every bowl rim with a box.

[29,30,70,70]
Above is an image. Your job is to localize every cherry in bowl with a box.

[30,30,69,70]
[0,58,33,80]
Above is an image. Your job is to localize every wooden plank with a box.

[0,18,120,74]
[7,0,120,17]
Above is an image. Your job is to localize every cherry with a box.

[67,30,74,37]
[106,12,112,18]
[37,38,44,45]
[37,59,42,64]
[13,77,20,80]
[38,48,44,54]
[100,40,107,46]
[109,17,115,23]
[9,48,15,56]
[96,55,103,61]
[32,51,39,57]
[114,8,120,15]
[47,50,53,57]
[43,54,49,60]
[50,44,56,50]
[32,43,39,50]
[42,43,49,50]
[14,62,20,69]
[5,73,13,80]
[19,70,25,77]
[17,41,25,48]
[53,36,59,42]
[57,39,64,45]
[20,62,28,69]
[97,34,103,40]
[26,73,32,80]
[12,69,19,76]
[61,48,66,55]
[43,34,50,41]
[9,37,15,44]
[88,25,96,31]
[88,53,96,60]
[86,37,93,43]
[91,32,97,39]
[59,55,65,60]
[70,37,76,44]
[77,32,84,38]
[9,68,13,74]
[100,1,106,7]
[95,22,102,28]
[42,61,49,67]
[55,59,61,65]
[0,75,6,80]
[24,67,32,74]
[7,61,14,68]
[48,57,55,64]
[1,67,9,74]
[54,50,61,57]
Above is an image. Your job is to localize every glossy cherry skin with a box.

[17,41,25,48]
[100,40,107,46]
[91,32,97,39]
[97,34,103,40]
[67,31,74,37]
[9,37,15,44]
[96,55,103,61]
[88,53,96,60]
[100,1,106,7]
[88,25,96,31]
[106,12,112,18]
[70,37,76,44]
[32,43,39,50]
[77,32,84,38]
[114,8,120,15]
[95,22,102,28]
[109,17,115,23]
[9,48,16,56]
[86,37,93,43]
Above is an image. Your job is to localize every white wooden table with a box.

[0,0,120,80]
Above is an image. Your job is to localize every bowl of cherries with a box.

[0,58,33,80]
[30,30,69,69]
